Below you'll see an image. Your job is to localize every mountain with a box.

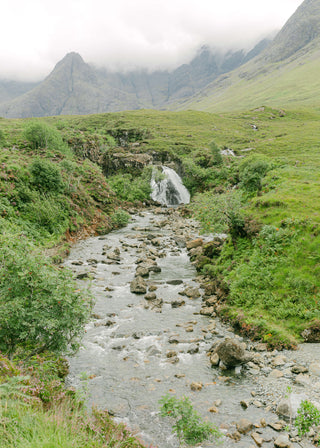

[0,40,270,118]
[0,79,38,104]
[180,0,320,112]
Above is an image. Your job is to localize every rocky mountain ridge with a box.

[0,40,270,118]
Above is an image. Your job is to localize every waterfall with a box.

[150,166,190,206]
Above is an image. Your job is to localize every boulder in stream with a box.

[215,338,253,368]
[180,286,201,299]
[186,238,203,249]
[130,276,147,294]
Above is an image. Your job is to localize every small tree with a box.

[0,233,92,358]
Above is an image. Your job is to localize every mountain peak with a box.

[62,52,84,62]
[54,52,85,69]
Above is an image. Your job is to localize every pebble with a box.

[190,382,203,391]
[251,432,264,446]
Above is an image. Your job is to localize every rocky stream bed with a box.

[65,208,320,448]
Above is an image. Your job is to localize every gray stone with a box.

[186,238,203,249]
[135,266,149,277]
[144,292,157,301]
[310,362,320,376]
[166,279,183,285]
[171,298,185,308]
[180,286,201,298]
[130,276,147,294]
[274,434,293,448]
[294,373,311,386]
[251,432,264,447]
[190,382,203,391]
[269,369,284,379]
[210,353,220,366]
[168,335,180,344]
[216,338,253,368]
[276,394,308,419]
[236,418,254,434]
[187,344,199,354]
[291,364,308,374]
[272,355,287,367]
[200,306,215,316]
[240,400,250,409]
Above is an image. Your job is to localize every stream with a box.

[65,208,320,448]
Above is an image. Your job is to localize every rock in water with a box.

[130,276,147,294]
[216,338,252,368]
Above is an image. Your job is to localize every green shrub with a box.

[159,394,222,445]
[30,159,64,193]
[23,194,69,234]
[108,167,152,202]
[191,190,245,238]
[110,209,130,228]
[0,129,5,147]
[239,155,271,193]
[210,140,223,166]
[23,121,68,153]
[0,233,92,358]
[295,400,320,436]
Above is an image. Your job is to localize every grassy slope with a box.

[178,42,320,113]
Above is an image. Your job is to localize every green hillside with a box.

[180,43,320,112]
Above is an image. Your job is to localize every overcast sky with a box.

[1,0,303,81]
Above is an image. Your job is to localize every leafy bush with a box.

[110,209,130,228]
[0,233,92,358]
[159,394,221,445]
[0,129,5,147]
[210,140,223,166]
[23,194,70,234]
[23,121,68,153]
[30,159,64,192]
[191,190,245,238]
[108,167,152,202]
[295,400,320,436]
[239,155,271,193]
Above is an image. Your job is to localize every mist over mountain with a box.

[264,0,320,62]
[0,0,319,117]
[0,40,271,118]
[178,0,320,112]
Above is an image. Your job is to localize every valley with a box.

[0,105,320,446]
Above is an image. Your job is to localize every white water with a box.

[151,166,190,206]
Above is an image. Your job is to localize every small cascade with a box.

[150,166,190,206]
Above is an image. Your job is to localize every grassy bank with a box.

[0,119,142,446]
[0,354,145,448]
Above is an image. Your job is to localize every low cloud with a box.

[1,0,303,81]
